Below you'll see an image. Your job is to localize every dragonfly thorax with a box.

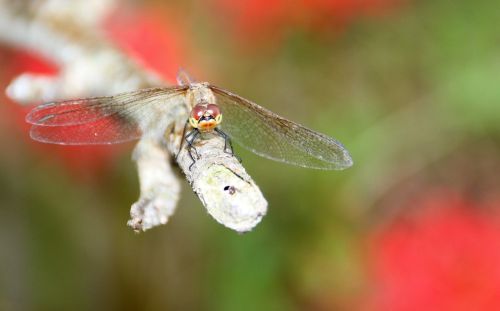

[189,103,222,132]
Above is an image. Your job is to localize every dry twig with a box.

[0,0,267,233]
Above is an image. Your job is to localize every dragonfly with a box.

[26,70,353,170]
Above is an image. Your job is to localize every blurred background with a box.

[1,0,500,310]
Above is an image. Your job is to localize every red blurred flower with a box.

[105,6,190,83]
[214,0,293,43]
[213,0,403,47]
[366,191,500,311]
[1,49,123,180]
[301,0,401,32]
[1,4,191,180]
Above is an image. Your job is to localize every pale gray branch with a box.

[0,0,268,232]
[0,0,161,103]
[128,139,181,232]
[171,132,267,232]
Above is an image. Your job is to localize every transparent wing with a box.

[26,86,188,145]
[210,86,353,170]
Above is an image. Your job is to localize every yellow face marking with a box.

[215,114,222,124]
[189,113,223,133]
[189,117,198,128]
[197,119,217,132]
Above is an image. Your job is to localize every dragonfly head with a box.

[189,103,222,132]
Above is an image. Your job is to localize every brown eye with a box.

[207,104,221,117]
[190,105,205,120]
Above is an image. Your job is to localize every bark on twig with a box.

[172,131,267,232]
[128,139,181,231]
[0,0,268,233]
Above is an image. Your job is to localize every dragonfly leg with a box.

[185,128,200,170]
[215,128,241,163]
[175,121,189,161]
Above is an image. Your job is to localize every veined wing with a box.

[210,85,353,170]
[26,86,188,145]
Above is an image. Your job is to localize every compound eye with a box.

[206,104,221,117]
[190,105,205,120]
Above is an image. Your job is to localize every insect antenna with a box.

[176,68,196,86]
